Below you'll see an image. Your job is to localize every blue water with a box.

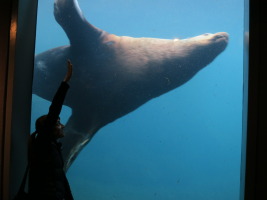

[32,0,244,199]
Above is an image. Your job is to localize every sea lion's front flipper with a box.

[54,0,104,49]
[61,111,97,170]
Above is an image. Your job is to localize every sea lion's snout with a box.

[213,32,229,43]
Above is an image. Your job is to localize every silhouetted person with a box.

[29,60,74,200]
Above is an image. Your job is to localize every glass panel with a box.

[32,0,245,199]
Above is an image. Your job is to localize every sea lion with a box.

[33,0,229,169]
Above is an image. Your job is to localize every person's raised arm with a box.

[63,60,73,83]
[45,60,73,130]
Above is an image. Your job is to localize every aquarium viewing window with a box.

[31,0,246,199]
[5,0,267,200]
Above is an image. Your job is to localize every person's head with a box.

[35,115,65,139]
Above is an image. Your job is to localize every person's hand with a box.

[63,60,73,82]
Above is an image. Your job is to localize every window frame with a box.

[1,0,266,199]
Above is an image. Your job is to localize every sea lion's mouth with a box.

[213,32,229,43]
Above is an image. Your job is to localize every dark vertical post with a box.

[0,0,19,199]
[245,0,267,199]
[241,0,249,198]
[0,0,38,199]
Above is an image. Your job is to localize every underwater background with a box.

[31,0,244,199]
